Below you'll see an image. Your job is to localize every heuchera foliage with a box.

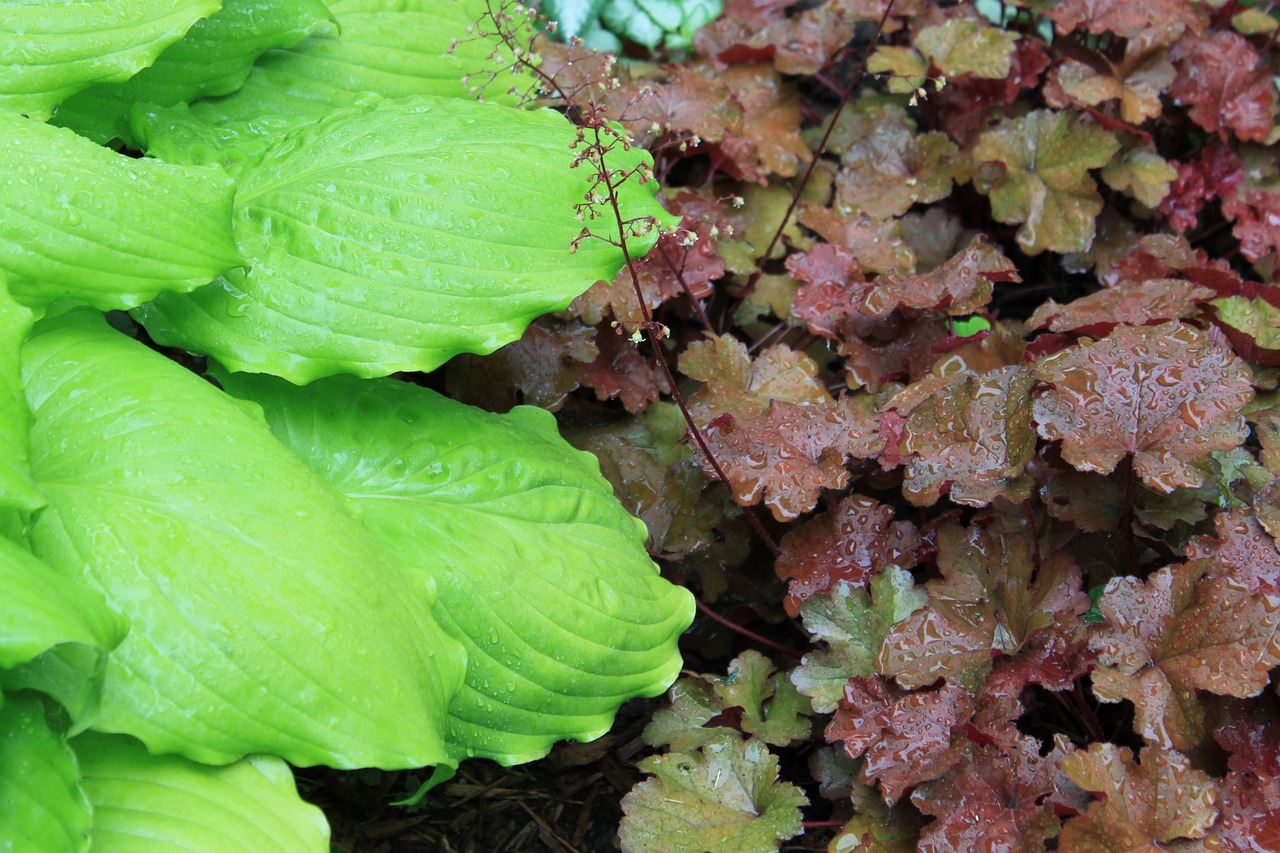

[402,0,1280,850]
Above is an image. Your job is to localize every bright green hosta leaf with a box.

[0,277,40,512]
[73,733,329,852]
[0,112,241,311]
[218,372,695,765]
[136,96,676,383]
[0,693,90,853]
[55,0,332,146]
[135,0,533,168]
[0,0,219,120]
[973,110,1119,255]
[20,309,465,770]
[619,737,808,853]
[0,533,127,673]
[791,568,927,713]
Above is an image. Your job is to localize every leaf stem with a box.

[740,0,897,299]
[695,598,802,659]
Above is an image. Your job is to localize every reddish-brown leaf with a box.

[1050,0,1206,45]
[934,39,1051,143]
[1032,321,1254,494]
[697,396,882,521]
[887,365,1037,507]
[608,63,744,149]
[1025,279,1215,335]
[775,494,921,615]
[1158,142,1245,234]
[797,204,917,275]
[912,737,1072,853]
[879,520,1089,690]
[573,193,725,326]
[1224,189,1280,263]
[1058,743,1218,850]
[716,63,811,182]
[680,334,829,425]
[827,676,977,803]
[577,326,667,414]
[859,237,1018,319]
[693,0,873,75]
[1205,771,1280,853]
[1170,30,1276,142]
[1213,696,1280,777]
[1043,44,1174,126]
[1088,561,1280,750]
[1185,507,1280,595]
[1101,233,1244,297]
[445,317,597,412]
[835,125,958,221]
[788,244,867,339]
[840,314,951,391]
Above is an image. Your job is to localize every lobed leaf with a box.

[791,567,927,713]
[21,309,466,769]
[137,96,675,383]
[972,110,1119,256]
[1088,560,1280,750]
[619,737,807,853]
[1032,322,1254,494]
[0,0,219,119]
[0,111,240,311]
[775,495,920,616]
[1059,743,1217,849]
[219,371,694,766]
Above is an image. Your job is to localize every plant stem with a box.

[695,598,802,659]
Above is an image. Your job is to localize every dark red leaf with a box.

[775,494,921,615]
[1032,321,1254,495]
[827,676,977,803]
[912,737,1072,853]
[859,237,1018,319]
[1224,189,1280,263]
[1170,30,1276,142]
[1025,279,1215,335]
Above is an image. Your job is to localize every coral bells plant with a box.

[446,0,1280,850]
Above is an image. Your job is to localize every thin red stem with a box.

[741,0,897,299]
[695,598,802,660]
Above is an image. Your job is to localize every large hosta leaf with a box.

[136,96,674,383]
[0,0,219,119]
[220,372,695,765]
[135,0,533,167]
[0,277,40,512]
[0,533,127,673]
[20,310,465,769]
[0,693,90,853]
[0,112,240,311]
[55,0,332,146]
[73,733,329,852]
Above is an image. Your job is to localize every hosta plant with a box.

[0,1,692,850]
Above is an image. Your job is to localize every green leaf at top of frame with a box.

[20,309,466,770]
[73,733,329,853]
[0,111,241,311]
[136,96,678,384]
[54,0,332,147]
[0,0,221,121]
[135,0,536,170]
[0,277,41,513]
[0,693,90,853]
[219,371,695,767]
